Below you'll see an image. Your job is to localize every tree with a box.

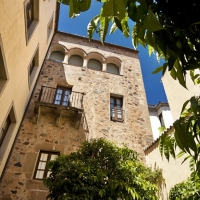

[44,139,164,200]
[169,174,200,200]
[58,0,200,87]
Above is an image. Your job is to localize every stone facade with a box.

[0,33,152,199]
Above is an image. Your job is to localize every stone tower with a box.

[0,32,152,200]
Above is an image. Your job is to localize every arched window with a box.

[88,59,102,71]
[49,51,64,62]
[68,55,83,66]
[107,63,119,75]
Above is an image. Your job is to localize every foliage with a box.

[169,174,200,200]
[44,138,164,200]
[58,0,200,87]
[159,96,200,176]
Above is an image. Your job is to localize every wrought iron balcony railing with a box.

[37,86,84,110]
[110,108,124,122]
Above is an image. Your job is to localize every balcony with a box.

[33,86,85,128]
[37,86,84,110]
[110,109,125,122]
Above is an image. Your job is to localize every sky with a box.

[58,2,168,105]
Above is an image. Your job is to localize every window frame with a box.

[28,45,39,88]
[34,151,59,180]
[87,59,102,71]
[110,96,124,122]
[68,54,83,67]
[49,51,65,63]
[0,35,9,96]
[159,113,165,127]
[26,0,34,29]
[0,115,11,147]
[0,104,17,150]
[54,87,71,106]
[106,63,120,75]
[24,0,39,43]
[47,13,54,42]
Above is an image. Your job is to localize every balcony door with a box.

[54,87,71,106]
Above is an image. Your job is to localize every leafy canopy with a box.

[159,96,200,177]
[169,174,200,200]
[58,0,200,88]
[44,139,163,200]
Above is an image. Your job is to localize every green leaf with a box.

[181,99,190,114]
[87,15,100,40]
[159,133,167,158]
[162,63,168,76]
[144,10,164,32]
[137,0,148,11]
[109,20,118,34]
[78,0,91,12]
[170,67,177,80]
[101,0,126,20]
[132,25,138,49]
[152,66,163,74]
[121,13,130,38]
[148,45,154,56]
[174,121,187,152]
[69,0,80,18]
[168,56,176,71]
[176,65,187,88]
[146,31,156,49]
[99,17,110,43]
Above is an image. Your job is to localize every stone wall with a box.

[0,33,152,200]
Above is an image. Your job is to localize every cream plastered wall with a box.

[162,70,200,120]
[0,0,57,176]
[145,143,191,200]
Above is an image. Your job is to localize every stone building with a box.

[0,30,153,199]
[0,0,57,178]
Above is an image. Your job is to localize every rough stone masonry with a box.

[0,33,153,200]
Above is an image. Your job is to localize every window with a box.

[110,96,124,122]
[49,51,65,62]
[47,14,53,40]
[107,63,119,75]
[88,59,102,71]
[0,36,8,94]
[28,46,39,87]
[26,0,34,29]
[68,55,83,66]
[0,116,11,147]
[34,151,59,179]
[159,113,165,126]
[24,0,39,42]
[0,105,16,148]
[54,87,71,106]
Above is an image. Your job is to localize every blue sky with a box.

[58,2,168,105]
